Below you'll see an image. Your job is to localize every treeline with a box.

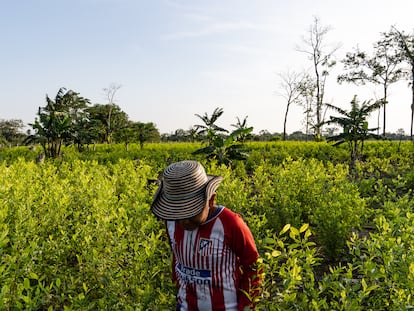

[161,128,412,143]
[0,87,161,156]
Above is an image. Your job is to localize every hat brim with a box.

[151,175,223,220]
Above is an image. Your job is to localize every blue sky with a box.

[2,0,414,134]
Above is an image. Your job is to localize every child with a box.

[151,160,262,311]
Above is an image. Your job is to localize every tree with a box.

[114,121,160,150]
[29,87,90,158]
[296,17,341,141]
[71,117,96,152]
[324,95,382,168]
[171,129,189,142]
[134,122,160,149]
[161,129,187,142]
[0,119,26,146]
[297,74,317,140]
[231,116,252,142]
[114,121,135,150]
[103,83,122,144]
[391,27,414,140]
[87,103,129,143]
[276,71,307,140]
[67,98,94,151]
[251,130,282,141]
[193,108,253,165]
[160,127,199,142]
[193,127,253,166]
[188,126,198,142]
[194,107,228,144]
[338,31,404,136]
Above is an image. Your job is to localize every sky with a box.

[1,0,414,135]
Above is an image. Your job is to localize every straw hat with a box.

[151,160,223,220]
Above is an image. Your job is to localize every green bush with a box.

[251,158,367,260]
[0,159,175,310]
[259,224,322,310]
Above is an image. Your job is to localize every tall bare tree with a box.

[298,74,317,140]
[391,27,414,140]
[276,70,307,140]
[296,17,341,141]
[103,83,122,143]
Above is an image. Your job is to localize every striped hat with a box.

[151,160,223,220]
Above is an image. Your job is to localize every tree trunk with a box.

[315,65,322,140]
[283,101,291,141]
[411,66,414,141]
[383,85,387,136]
[107,104,113,144]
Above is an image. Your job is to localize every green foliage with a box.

[87,103,129,144]
[192,107,254,165]
[324,95,383,168]
[259,224,322,310]
[0,159,175,310]
[28,88,91,158]
[251,158,367,260]
[26,90,163,154]
[114,121,160,150]
[258,203,414,310]
[337,30,405,137]
[194,107,228,144]
[337,196,414,310]
[0,119,26,146]
[338,31,404,87]
[193,127,253,166]
[231,116,253,142]
[1,141,414,310]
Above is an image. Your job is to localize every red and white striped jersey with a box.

[166,206,260,311]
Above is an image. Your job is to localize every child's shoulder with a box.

[218,206,244,225]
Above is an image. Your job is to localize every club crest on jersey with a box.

[199,238,213,256]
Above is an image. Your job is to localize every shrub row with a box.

[0,141,413,309]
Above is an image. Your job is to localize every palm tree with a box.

[193,109,253,166]
[194,107,228,144]
[192,126,253,166]
[29,87,90,158]
[187,126,198,142]
[324,95,383,167]
[231,116,252,142]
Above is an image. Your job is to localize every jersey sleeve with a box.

[223,209,263,310]
[230,213,259,265]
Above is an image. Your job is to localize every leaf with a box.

[271,250,282,257]
[29,272,39,280]
[299,223,309,233]
[289,226,299,239]
[24,278,30,290]
[361,278,369,292]
[280,224,291,235]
